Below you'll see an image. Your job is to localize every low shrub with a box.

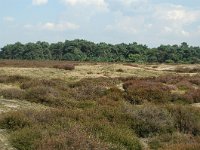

[189,76,200,86]
[123,63,139,67]
[25,86,64,106]
[176,80,194,91]
[69,78,119,101]
[10,127,42,150]
[123,80,171,104]
[166,105,200,135]
[69,77,120,88]
[162,143,200,150]
[174,66,200,73]
[37,126,110,150]
[0,88,25,99]
[20,78,68,90]
[130,106,174,137]
[0,60,79,68]
[0,111,31,130]
[152,65,158,68]
[183,89,200,103]
[149,133,200,150]
[53,64,75,70]
[87,122,142,150]
[104,87,124,101]
[116,68,124,72]
[0,75,30,84]
[155,75,185,84]
[70,85,105,101]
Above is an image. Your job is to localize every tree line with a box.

[0,39,200,63]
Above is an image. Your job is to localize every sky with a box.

[0,0,200,47]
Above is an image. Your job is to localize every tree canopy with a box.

[0,40,200,63]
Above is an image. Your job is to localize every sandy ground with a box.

[0,63,168,82]
[0,63,199,82]
[192,103,200,108]
[0,129,15,150]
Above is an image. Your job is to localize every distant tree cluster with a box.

[0,40,200,63]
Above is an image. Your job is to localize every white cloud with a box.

[3,16,15,22]
[105,13,146,34]
[120,0,148,6]
[149,4,200,37]
[24,24,34,29]
[41,22,80,31]
[32,0,48,5]
[181,30,189,36]
[162,26,189,36]
[163,26,173,33]
[24,22,80,31]
[61,0,108,11]
[115,16,140,33]
[154,4,200,24]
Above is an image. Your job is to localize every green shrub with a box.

[70,85,105,101]
[0,88,25,99]
[116,68,124,72]
[37,126,109,150]
[176,80,194,91]
[130,106,174,137]
[69,77,120,88]
[149,133,200,150]
[123,80,171,104]
[88,122,142,150]
[104,87,124,101]
[0,75,30,84]
[174,67,200,73]
[189,76,200,86]
[53,64,75,70]
[162,143,200,150]
[183,89,200,103]
[10,127,42,150]
[20,79,69,90]
[25,86,64,106]
[0,111,31,130]
[167,105,200,135]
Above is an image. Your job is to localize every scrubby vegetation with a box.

[0,61,200,150]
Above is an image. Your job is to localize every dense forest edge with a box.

[0,40,200,63]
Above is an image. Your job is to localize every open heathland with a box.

[0,60,200,150]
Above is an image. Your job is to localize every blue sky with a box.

[0,0,200,47]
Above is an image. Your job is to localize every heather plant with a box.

[0,88,25,100]
[53,63,75,70]
[128,106,174,137]
[166,105,200,135]
[123,80,172,104]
